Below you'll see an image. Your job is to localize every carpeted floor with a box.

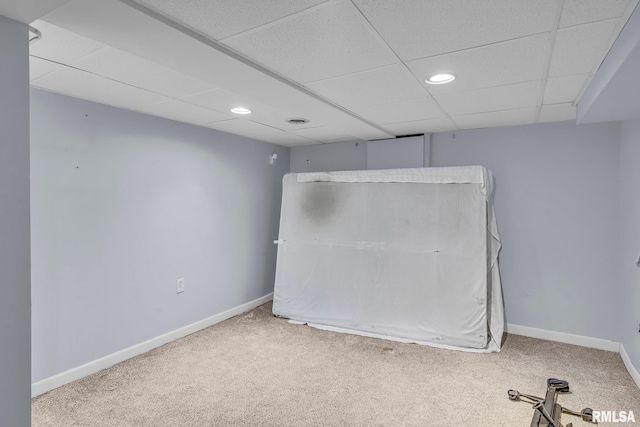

[32,302,640,426]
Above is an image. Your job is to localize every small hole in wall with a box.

[355,142,359,147]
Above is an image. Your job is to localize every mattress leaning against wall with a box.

[272,166,504,352]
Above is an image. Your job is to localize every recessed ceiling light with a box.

[425,73,456,85]
[230,107,252,115]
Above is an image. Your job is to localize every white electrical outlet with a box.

[177,277,185,294]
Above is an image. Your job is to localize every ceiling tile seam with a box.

[164,97,236,119]
[300,62,403,85]
[401,31,556,64]
[66,44,110,62]
[205,119,321,144]
[338,94,432,110]
[534,0,565,123]
[340,0,408,62]
[540,101,574,106]
[202,118,238,126]
[557,15,627,32]
[374,116,446,126]
[31,86,156,117]
[235,118,329,143]
[119,0,394,139]
[557,0,639,29]
[216,0,340,44]
[192,117,235,125]
[347,0,459,130]
[453,106,537,118]
[207,0,333,41]
[30,21,107,58]
[28,55,104,84]
[572,2,640,107]
[430,78,543,99]
[284,125,325,132]
[29,55,179,106]
[28,56,61,81]
[551,74,592,102]
[57,45,221,99]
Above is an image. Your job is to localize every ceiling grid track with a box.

[534,0,564,123]
[347,0,459,131]
[121,0,394,140]
[24,0,640,144]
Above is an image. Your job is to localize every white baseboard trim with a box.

[620,344,640,390]
[506,323,620,352]
[32,293,274,397]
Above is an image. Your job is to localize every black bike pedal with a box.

[547,378,570,393]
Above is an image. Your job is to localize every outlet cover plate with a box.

[177,278,185,294]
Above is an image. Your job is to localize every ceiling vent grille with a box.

[286,117,310,125]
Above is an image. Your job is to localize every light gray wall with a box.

[619,118,640,370]
[367,135,427,169]
[30,89,290,382]
[290,136,430,172]
[0,15,31,427]
[291,121,621,342]
[431,121,621,341]
[290,139,367,172]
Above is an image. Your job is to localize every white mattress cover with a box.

[274,166,504,352]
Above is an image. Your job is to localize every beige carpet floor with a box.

[32,302,640,426]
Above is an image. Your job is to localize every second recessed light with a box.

[230,107,252,115]
[425,73,456,85]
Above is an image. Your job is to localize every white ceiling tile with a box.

[354,97,443,125]
[134,0,328,40]
[538,103,577,123]
[182,89,257,112]
[29,56,64,81]
[136,99,232,125]
[543,74,590,105]
[435,81,541,116]
[352,0,558,60]
[454,107,537,130]
[0,0,70,24]
[222,1,397,83]
[71,47,217,99]
[305,64,427,109]
[32,0,630,143]
[382,117,458,135]
[29,20,104,63]
[407,33,549,94]
[559,0,634,28]
[31,67,168,109]
[287,126,358,143]
[182,88,319,131]
[549,19,620,77]
[203,118,318,147]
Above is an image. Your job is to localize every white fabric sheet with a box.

[273,166,504,351]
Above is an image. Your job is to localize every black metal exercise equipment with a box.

[508,378,596,427]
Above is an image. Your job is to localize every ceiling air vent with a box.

[286,117,310,125]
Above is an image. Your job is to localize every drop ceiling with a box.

[20,0,640,147]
